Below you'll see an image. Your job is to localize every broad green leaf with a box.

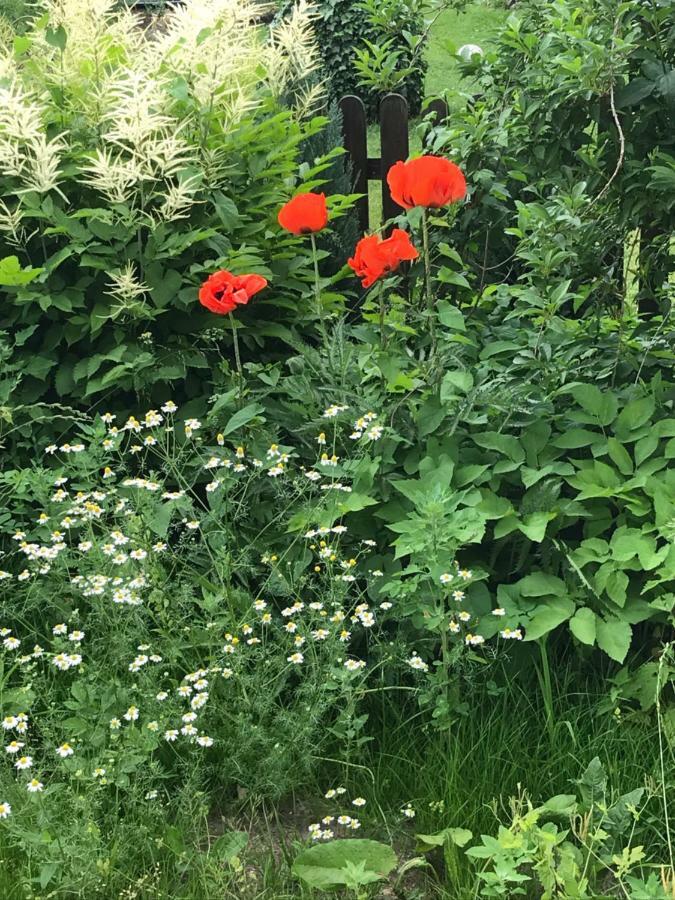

[478,491,512,519]
[436,301,466,331]
[163,825,185,856]
[519,572,566,596]
[0,255,43,286]
[292,839,397,890]
[455,464,490,487]
[472,432,524,463]
[39,863,59,889]
[333,493,378,514]
[211,831,248,863]
[578,757,607,807]
[611,528,663,570]
[45,24,67,51]
[540,794,577,816]
[596,617,632,662]
[552,428,599,449]
[605,788,644,836]
[569,608,596,645]
[567,461,620,498]
[606,438,633,475]
[222,402,265,437]
[437,267,471,289]
[416,827,473,852]
[635,434,658,466]
[524,597,575,641]
[440,370,474,400]
[615,77,654,108]
[416,397,445,437]
[146,503,174,537]
[570,385,617,426]
[518,511,555,542]
[605,570,629,607]
[614,396,655,434]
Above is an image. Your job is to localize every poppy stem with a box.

[229,312,243,405]
[421,209,437,372]
[378,280,387,350]
[310,233,327,346]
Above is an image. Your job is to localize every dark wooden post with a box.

[339,95,369,234]
[379,93,409,228]
[423,98,449,149]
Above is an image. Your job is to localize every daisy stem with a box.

[310,233,328,346]
[228,312,243,406]
[421,209,437,372]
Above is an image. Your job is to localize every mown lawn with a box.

[426,0,509,99]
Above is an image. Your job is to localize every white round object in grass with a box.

[457,44,484,61]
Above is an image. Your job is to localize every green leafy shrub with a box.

[281,0,428,117]
[427,0,674,313]
[463,758,668,898]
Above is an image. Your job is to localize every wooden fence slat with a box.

[379,94,409,228]
[423,98,449,149]
[339,95,369,235]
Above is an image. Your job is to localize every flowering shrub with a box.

[0,396,501,890]
[0,0,352,451]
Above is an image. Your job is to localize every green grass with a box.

[426,0,509,100]
[56,661,666,899]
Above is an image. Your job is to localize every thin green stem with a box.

[229,312,243,407]
[421,209,437,371]
[657,643,674,873]
[310,232,327,345]
[378,280,386,349]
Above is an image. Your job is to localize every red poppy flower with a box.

[198,270,267,315]
[347,228,419,288]
[387,156,466,210]
[278,192,328,235]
